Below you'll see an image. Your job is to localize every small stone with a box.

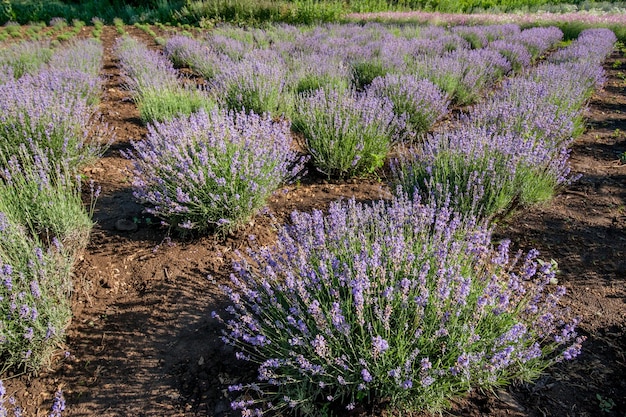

[115,219,138,232]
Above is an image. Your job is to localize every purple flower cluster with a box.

[115,36,213,123]
[116,36,180,93]
[212,49,289,116]
[124,108,306,234]
[0,40,107,170]
[216,193,582,414]
[392,27,614,219]
[0,40,53,80]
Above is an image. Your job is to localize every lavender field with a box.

[0,19,625,417]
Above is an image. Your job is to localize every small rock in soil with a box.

[115,218,138,232]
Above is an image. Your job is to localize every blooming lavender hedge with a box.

[214,49,290,116]
[0,68,107,171]
[392,27,615,219]
[215,193,583,415]
[0,40,52,80]
[124,108,306,235]
[292,88,404,178]
[391,127,571,219]
[164,35,230,81]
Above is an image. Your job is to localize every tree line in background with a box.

[2,0,626,26]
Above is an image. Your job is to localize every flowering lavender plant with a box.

[124,108,306,235]
[293,88,403,178]
[0,71,107,171]
[215,193,583,415]
[164,35,231,81]
[0,144,95,259]
[116,36,214,123]
[0,212,72,375]
[0,40,52,79]
[214,49,290,116]
[368,74,449,139]
[390,127,572,219]
[287,52,351,95]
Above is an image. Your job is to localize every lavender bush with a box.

[214,49,290,116]
[287,52,351,95]
[0,72,107,171]
[116,36,214,123]
[368,74,449,139]
[215,193,583,415]
[0,40,52,79]
[292,88,403,178]
[124,108,306,235]
[164,35,230,81]
[0,144,95,258]
[390,127,573,219]
[0,211,72,375]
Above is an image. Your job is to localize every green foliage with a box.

[0,145,95,375]
[137,87,215,124]
[0,41,53,79]
[351,60,389,90]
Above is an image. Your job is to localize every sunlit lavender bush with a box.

[368,74,449,139]
[215,193,583,415]
[0,211,72,374]
[292,88,404,178]
[287,52,351,95]
[164,35,230,81]
[0,72,107,170]
[509,26,563,59]
[487,40,532,72]
[48,38,103,77]
[409,48,509,105]
[116,36,213,123]
[391,127,573,219]
[124,108,306,235]
[0,40,52,79]
[0,144,95,258]
[214,49,290,116]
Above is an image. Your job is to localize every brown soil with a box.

[3,26,625,417]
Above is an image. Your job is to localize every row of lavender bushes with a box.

[213,27,615,416]
[120,22,614,415]
[120,23,565,240]
[391,27,616,220]
[161,23,563,179]
[0,38,107,414]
